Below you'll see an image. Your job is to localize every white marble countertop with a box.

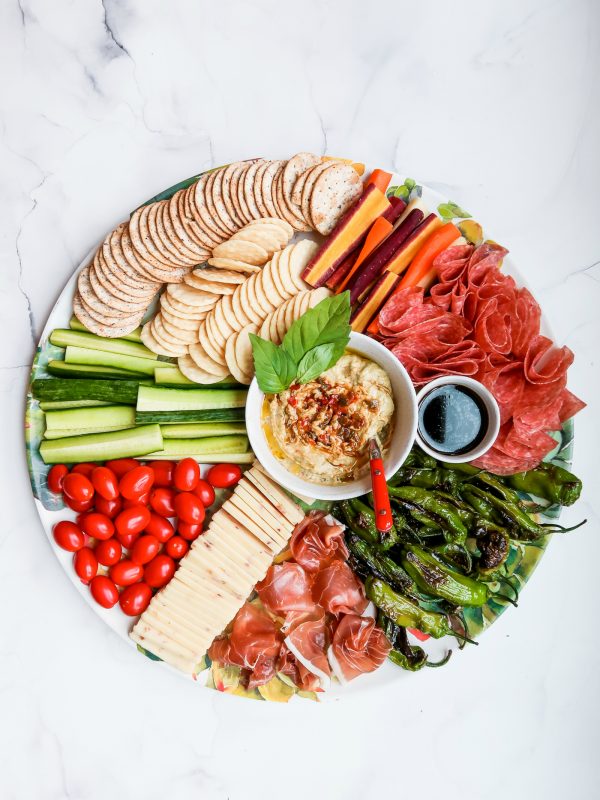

[1,1,599,797]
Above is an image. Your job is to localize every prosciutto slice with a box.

[330,615,391,682]
[208,602,282,688]
[311,560,368,616]
[284,608,332,685]
[290,511,348,573]
[256,562,316,615]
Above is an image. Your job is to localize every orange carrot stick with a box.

[336,217,393,294]
[366,168,393,194]
[395,223,460,292]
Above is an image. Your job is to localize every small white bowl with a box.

[415,376,500,463]
[245,332,418,501]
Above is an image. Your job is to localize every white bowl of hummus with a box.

[246,332,418,501]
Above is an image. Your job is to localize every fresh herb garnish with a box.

[249,292,351,394]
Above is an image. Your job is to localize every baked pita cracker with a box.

[309,162,363,235]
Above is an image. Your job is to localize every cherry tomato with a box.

[62,473,94,503]
[94,537,122,566]
[165,535,189,559]
[144,513,175,544]
[144,554,176,588]
[73,547,98,584]
[105,458,139,478]
[193,478,215,507]
[47,464,68,494]
[119,582,152,616]
[122,493,150,509]
[149,487,177,517]
[177,522,203,541]
[109,559,144,587]
[116,531,138,550]
[71,462,96,477]
[90,575,119,608]
[119,466,155,501]
[78,512,115,541]
[94,495,122,519]
[115,505,151,539]
[206,463,242,489]
[174,492,205,525]
[173,458,200,492]
[53,520,85,552]
[148,461,175,487]
[91,466,119,500]
[63,495,94,513]
[131,535,160,565]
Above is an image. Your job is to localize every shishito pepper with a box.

[401,546,489,607]
[366,577,464,640]
[388,486,469,544]
[505,462,582,507]
[347,535,417,597]
[389,467,462,495]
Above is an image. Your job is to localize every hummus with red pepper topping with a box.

[266,353,394,485]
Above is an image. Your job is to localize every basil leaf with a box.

[282,292,351,366]
[249,334,297,393]
[296,341,346,384]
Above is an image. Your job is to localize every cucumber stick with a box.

[66,346,161,376]
[135,408,245,423]
[160,422,246,438]
[137,385,247,412]
[154,366,241,389]
[150,435,248,455]
[40,424,163,464]
[44,405,136,432]
[44,425,134,440]
[50,329,156,360]
[48,360,142,380]
[32,379,140,405]
[69,315,142,343]
[39,400,113,410]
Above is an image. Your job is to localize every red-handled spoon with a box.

[368,437,393,535]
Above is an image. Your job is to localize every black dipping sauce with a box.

[418,384,488,456]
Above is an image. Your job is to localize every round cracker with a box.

[167,283,219,309]
[251,216,294,240]
[122,224,188,283]
[161,305,203,330]
[189,179,223,246]
[73,293,141,338]
[177,354,228,384]
[160,315,200,343]
[235,161,256,225]
[230,285,253,329]
[211,167,237,235]
[202,316,227,364]
[213,297,235,339]
[288,239,319,290]
[105,226,160,293]
[274,245,296,297]
[94,247,157,303]
[161,290,206,317]
[308,286,332,309]
[239,221,288,248]
[189,267,246,284]
[259,259,286,307]
[274,303,289,343]
[225,333,251,385]
[238,278,263,325]
[243,160,265,220]
[221,162,246,228]
[77,267,130,318]
[133,204,174,267]
[212,239,268,266]
[292,170,309,206]
[229,162,251,226]
[310,162,363,235]
[300,162,335,227]
[234,323,259,377]
[275,169,309,231]
[232,225,282,255]
[183,272,235,295]
[151,201,196,266]
[219,293,240,332]
[291,290,308,322]
[205,308,226,347]
[141,321,178,357]
[89,263,151,313]
[162,196,206,262]
[252,271,277,316]
[189,339,229,377]
[182,184,219,250]
[267,252,287,300]
[207,257,261,274]
[283,152,321,221]
[268,307,281,343]
[260,160,284,219]
[284,293,299,331]
[151,317,188,356]
[253,161,271,218]
[203,170,231,238]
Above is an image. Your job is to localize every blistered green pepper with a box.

[401,546,489,607]
[366,577,460,639]
[505,462,582,507]
[388,486,469,544]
